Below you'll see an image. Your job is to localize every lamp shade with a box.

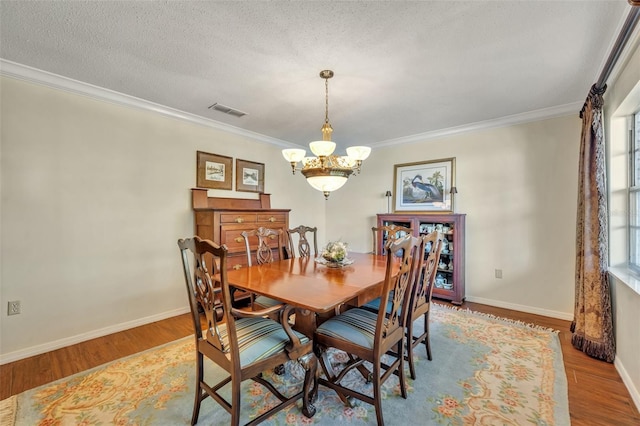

[306,175,348,193]
[340,156,357,167]
[346,146,371,161]
[309,141,336,157]
[282,148,306,162]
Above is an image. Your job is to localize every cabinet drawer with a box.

[227,253,250,271]
[220,228,251,251]
[241,231,282,251]
[257,213,286,224]
[220,213,257,224]
[221,227,284,252]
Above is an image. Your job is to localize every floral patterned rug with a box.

[2,304,569,425]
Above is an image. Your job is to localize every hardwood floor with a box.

[1,301,639,425]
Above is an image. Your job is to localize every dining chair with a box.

[372,224,413,255]
[241,227,285,309]
[241,227,285,266]
[361,231,442,379]
[178,236,317,426]
[313,234,420,426]
[405,231,443,378]
[286,225,318,258]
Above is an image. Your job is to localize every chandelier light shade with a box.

[282,70,371,199]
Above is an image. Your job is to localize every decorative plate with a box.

[315,257,355,268]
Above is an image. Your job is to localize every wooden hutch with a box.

[192,188,290,269]
[376,213,466,305]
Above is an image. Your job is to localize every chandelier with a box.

[282,70,371,199]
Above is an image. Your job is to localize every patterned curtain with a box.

[571,84,615,362]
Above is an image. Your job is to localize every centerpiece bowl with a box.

[315,241,353,268]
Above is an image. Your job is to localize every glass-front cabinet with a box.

[376,213,466,305]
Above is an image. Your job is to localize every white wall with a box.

[1,72,581,363]
[328,116,580,318]
[0,76,325,361]
[605,31,640,411]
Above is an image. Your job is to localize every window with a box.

[629,111,640,271]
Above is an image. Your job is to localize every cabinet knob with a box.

[269,216,276,222]
[233,264,242,270]
[269,234,276,240]
[234,237,244,243]
[235,217,244,223]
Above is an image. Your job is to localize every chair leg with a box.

[373,360,385,426]
[191,352,203,425]
[300,353,318,417]
[424,312,432,361]
[398,339,408,399]
[315,345,353,407]
[231,373,241,426]
[406,319,417,380]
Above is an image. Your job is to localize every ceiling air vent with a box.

[208,103,248,118]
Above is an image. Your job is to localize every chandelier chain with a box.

[325,77,329,124]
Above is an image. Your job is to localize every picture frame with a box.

[196,151,233,190]
[393,157,456,213]
[235,159,265,193]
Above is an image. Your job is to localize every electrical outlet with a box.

[8,300,21,315]
[495,269,503,279]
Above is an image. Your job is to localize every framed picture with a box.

[236,159,265,193]
[196,151,233,190]
[393,157,456,213]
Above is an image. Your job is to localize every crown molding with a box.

[1,59,584,150]
[370,102,582,148]
[0,59,293,148]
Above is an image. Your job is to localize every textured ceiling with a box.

[0,1,631,153]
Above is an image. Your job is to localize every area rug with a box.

[1,304,569,425]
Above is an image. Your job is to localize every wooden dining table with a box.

[225,252,395,337]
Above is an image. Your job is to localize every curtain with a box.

[571,84,615,362]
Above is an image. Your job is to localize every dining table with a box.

[225,252,396,337]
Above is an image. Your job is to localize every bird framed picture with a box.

[235,159,265,193]
[393,158,456,213]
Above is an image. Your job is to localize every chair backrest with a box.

[287,225,318,258]
[409,231,444,317]
[178,236,236,366]
[241,227,285,266]
[376,234,421,350]
[372,224,413,255]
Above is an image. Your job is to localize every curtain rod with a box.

[594,4,640,90]
[580,3,639,116]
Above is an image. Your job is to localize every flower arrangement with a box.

[321,241,349,263]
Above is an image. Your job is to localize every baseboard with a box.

[0,307,190,365]
[464,296,574,321]
[615,356,640,412]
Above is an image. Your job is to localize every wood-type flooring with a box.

[1,301,638,425]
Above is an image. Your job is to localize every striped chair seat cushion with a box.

[363,292,407,320]
[362,297,393,314]
[315,308,385,349]
[254,295,282,308]
[215,317,309,366]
